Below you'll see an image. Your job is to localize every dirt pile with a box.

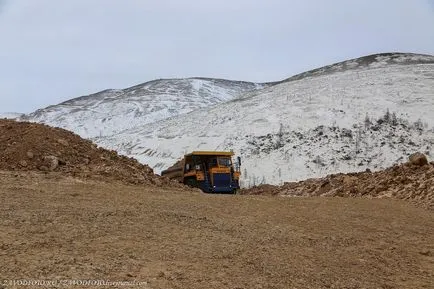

[244,153,434,209]
[0,119,179,186]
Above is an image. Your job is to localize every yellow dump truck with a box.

[161,151,241,194]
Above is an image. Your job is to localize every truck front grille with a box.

[212,173,231,188]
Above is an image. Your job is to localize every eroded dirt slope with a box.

[0,119,178,186]
[244,155,434,210]
[1,171,433,289]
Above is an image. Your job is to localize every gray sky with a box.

[0,0,434,113]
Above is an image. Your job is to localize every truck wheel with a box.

[184,178,197,188]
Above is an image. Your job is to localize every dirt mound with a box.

[244,154,434,209]
[0,119,180,186]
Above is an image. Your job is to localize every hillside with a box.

[22,78,266,138]
[92,53,434,185]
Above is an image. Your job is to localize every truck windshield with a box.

[209,158,217,168]
[218,158,232,167]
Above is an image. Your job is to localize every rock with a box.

[57,138,69,146]
[26,151,34,159]
[43,156,59,171]
[19,160,28,167]
[409,152,428,166]
[39,165,49,171]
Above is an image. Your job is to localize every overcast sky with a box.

[0,0,434,113]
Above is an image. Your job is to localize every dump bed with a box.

[161,159,184,181]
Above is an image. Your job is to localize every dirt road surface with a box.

[1,171,433,289]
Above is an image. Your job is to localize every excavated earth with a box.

[243,156,434,210]
[0,119,180,187]
[1,120,433,289]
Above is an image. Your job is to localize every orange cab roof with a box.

[185,151,234,157]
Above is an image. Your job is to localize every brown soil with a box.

[0,119,179,187]
[243,159,434,210]
[0,170,433,289]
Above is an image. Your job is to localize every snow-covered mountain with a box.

[92,53,434,186]
[22,78,266,138]
[23,53,434,187]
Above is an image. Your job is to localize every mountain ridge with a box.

[22,77,268,138]
[277,52,434,84]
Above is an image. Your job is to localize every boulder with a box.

[409,152,428,166]
[43,156,60,171]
